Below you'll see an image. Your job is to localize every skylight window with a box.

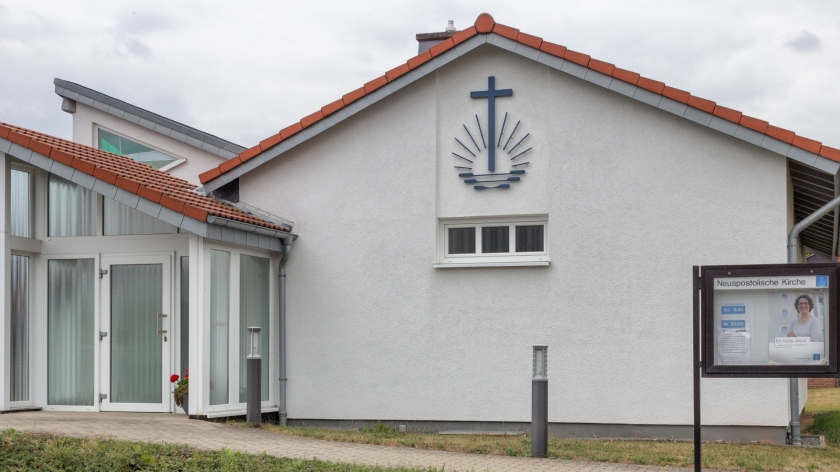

[98,129,182,170]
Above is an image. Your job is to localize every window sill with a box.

[433,260,550,268]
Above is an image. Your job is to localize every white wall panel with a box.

[239,45,790,427]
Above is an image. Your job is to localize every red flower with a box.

[170,374,179,383]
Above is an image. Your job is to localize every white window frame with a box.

[94,125,186,172]
[435,216,549,268]
[201,241,278,417]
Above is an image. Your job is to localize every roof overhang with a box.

[54,78,246,161]
[0,136,294,252]
[200,32,840,198]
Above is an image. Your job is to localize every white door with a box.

[100,254,172,412]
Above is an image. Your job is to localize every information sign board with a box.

[701,263,839,378]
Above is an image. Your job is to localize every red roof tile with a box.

[713,105,743,123]
[637,77,665,94]
[739,115,769,134]
[564,49,590,67]
[475,13,495,33]
[199,13,840,185]
[429,38,455,57]
[588,59,615,76]
[0,122,289,233]
[539,41,567,59]
[492,23,520,41]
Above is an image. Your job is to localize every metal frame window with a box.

[435,216,549,268]
[96,126,186,172]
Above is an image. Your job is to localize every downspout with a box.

[786,192,840,446]
[278,239,293,426]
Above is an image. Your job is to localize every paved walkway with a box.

[1,411,716,471]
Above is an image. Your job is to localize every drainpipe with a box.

[278,240,293,426]
[786,192,840,446]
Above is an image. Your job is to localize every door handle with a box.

[157,311,168,335]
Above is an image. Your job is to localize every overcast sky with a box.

[1,1,838,149]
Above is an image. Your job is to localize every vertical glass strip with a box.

[180,257,189,379]
[110,264,163,404]
[48,259,95,406]
[48,175,97,237]
[239,255,270,402]
[209,250,230,405]
[10,170,31,238]
[104,197,175,235]
[10,255,29,402]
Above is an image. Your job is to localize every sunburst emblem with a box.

[452,76,532,190]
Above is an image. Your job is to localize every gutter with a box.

[278,240,293,425]
[786,191,840,446]
[206,215,295,240]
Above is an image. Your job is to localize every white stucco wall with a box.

[70,103,225,184]
[240,45,791,427]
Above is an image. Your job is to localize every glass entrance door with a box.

[100,255,172,412]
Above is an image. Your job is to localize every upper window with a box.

[436,217,549,268]
[48,175,97,237]
[10,169,31,238]
[98,129,183,170]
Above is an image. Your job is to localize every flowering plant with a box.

[171,370,189,407]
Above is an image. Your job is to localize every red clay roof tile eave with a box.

[0,121,285,233]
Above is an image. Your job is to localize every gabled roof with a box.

[198,12,840,190]
[0,122,293,251]
[54,78,246,160]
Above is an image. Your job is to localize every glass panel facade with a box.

[10,255,29,402]
[104,197,175,235]
[239,255,270,402]
[209,250,230,405]
[110,264,163,404]
[448,227,476,254]
[99,129,178,169]
[482,226,509,253]
[10,169,31,238]
[516,225,544,252]
[48,175,97,237]
[180,257,190,379]
[48,259,95,406]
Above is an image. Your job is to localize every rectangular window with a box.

[49,175,97,237]
[99,129,182,170]
[239,255,270,403]
[447,227,476,254]
[10,255,29,402]
[209,250,230,405]
[516,225,544,252]
[48,259,95,405]
[104,197,175,236]
[481,226,509,253]
[10,169,31,238]
[439,217,548,267]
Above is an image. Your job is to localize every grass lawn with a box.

[226,391,840,472]
[0,429,432,471]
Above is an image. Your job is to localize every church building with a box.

[2,13,839,444]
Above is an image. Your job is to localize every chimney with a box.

[416,20,457,54]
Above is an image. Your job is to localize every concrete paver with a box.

[0,412,717,472]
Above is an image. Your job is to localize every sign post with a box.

[693,263,839,470]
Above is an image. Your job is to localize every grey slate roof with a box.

[54,78,245,160]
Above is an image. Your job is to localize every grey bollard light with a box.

[532,345,548,458]
[247,327,262,427]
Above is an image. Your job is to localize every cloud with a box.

[112,33,151,58]
[786,30,821,52]
[115,9,179,35]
